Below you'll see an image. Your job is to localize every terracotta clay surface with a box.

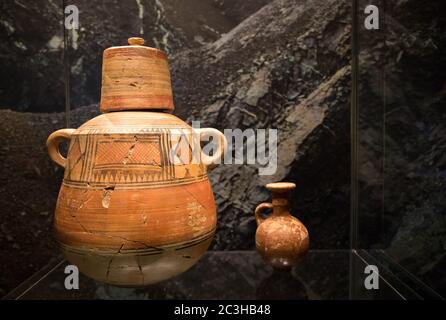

[100,38,174,112]
[46,38,226,286]
[255,182,309,269]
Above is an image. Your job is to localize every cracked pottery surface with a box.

[46,38,225,286]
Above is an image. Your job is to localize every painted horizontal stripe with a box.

[62,173,208,189]
[59,229,215,256]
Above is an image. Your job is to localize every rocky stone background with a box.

[0,0,270,112]
[0,0,444,299]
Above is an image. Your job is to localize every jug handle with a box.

[255,203,273,226]
[47,129,76,168]
[195,128,228,167]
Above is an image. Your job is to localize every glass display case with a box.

[353,0,445,299]
[5,250,405,300]
[0,0,444,300]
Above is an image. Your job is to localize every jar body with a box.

[55,111,216,286]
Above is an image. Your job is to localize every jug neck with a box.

[271,192,291,216]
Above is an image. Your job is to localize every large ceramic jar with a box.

[47,37,227,286]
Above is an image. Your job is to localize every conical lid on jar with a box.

[100,37,174,112]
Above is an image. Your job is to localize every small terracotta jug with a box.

[254,182,309,269]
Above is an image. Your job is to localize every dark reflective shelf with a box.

[4,250,412,300]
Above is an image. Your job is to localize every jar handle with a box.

[255,202,274,226]
[195,128,227,167]
[47,129,76,168]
